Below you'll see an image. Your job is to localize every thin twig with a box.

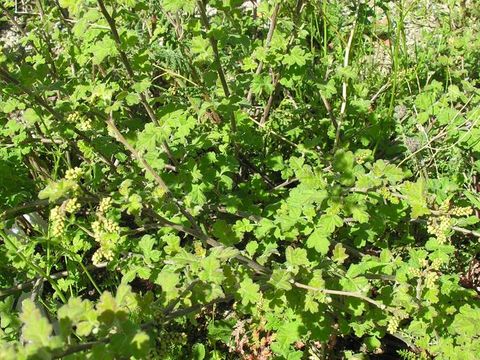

[196,0,230,98]
[320,92,338,129]
[293,282,388,311]
[246,2,281,103]
[96,0,178,168]
[196,0,237,135]
[0,262,108,298]
[1,196,97,221]
[274,178,299,190]
[163,280,200,314]
[370,82,391,104]
[260,72,280,125]
[0,66,117,172]
[397,94,474,167]
[333,4,359,152]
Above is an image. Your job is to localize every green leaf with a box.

[207,319,235,343]
[401,180,431,218]
[271,320,302,356]
[90,36,118,65]
[20,299,53,347]
[238,277,261,306]
[199,256,225,284]
[351,206,369,224]
[364,336,381,350]
[23,108,40,125]
[212,220,240,245]
[307,213,343,253]
[251,74,274,95]
[269,269,292,291]
[136,123,166,154]
[163,234,181,255]
[306,229,330,254]
[192,343,206,360]
[333,150,355,185]
[162,0,196,13]
[58,0,83,14]
[318,214,343,233]
[285,246,309,267]
[282,46,308,67]
[38,179,78,202]
[209,246,239,260]
[332,243,348,264]
[155,270,180,302]
[372,160,405,184]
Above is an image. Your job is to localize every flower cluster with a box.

[65,167,83,182]
[67,112,81,123]
[378,187,400,204]
[439,199,450,213]
[0,29,20,50]
[410,267,422,277]
[194,241,206,257]
[424,271,439,288]
[103,218,120,233]
[64,197,81,213]
[409,258,443,291]
[98,197,113,213]
[387,316,400,334]
[427,215,452,244]
[449,206,473,217]
[154,329,188,357]
[67,112,93,131]
[91,218,120,265]
[355,150,371,165]
[438,198,473,217]
[50,206,65,237]
[430,258,443,271]
[91,198,121,266]
[92,246,114,266]
[77,118,92,131]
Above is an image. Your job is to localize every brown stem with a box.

[196,0,230,98]
[196,0,237,135]
[293,282,389,311]
[333,4,358,153]
[0,262,107,298]
[0,4,57,77]
[0,66,117,172]
[246,2,281,103]
[96,0,178,168]
[257,0,304,125]
[260,73,280,125]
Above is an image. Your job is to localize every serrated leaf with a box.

[306,229,330,254]
[192,343,206,360]
[199,256,225,284]
[282,46,308,67]
[209,246,239,260]
[332,243,348,264]
[23,108,40,125]
[333,150,355,186]
[269,269,292,291]
[351,206,369,223]
[155,270,180,302]
[238,277,261,306]
[271,320,302,356]
[20,299,53,347]
[285,246,309,267]
[401,180,430,218]
[38,179,77,202]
